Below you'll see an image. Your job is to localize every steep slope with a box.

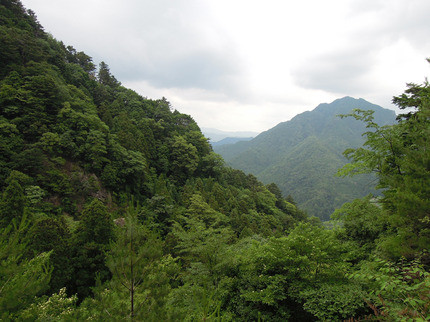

[0,0,308,243]
[215,97,396,219]
[0,2,321,317]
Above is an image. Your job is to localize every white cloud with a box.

[21,0,430,132]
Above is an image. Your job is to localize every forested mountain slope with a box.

[211,136,254,147]
[0,1,311,319]
[1,1,429,321]
[215,97,396,219]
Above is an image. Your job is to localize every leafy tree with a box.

[0,170,27,226]
[331,196,389,261]
[74,199,114,244]
[3,3,408,319]
[145,194,175,236]
[199,151,224,178]
[83,129,108,172]
[65,45,96,75]
[0,215,52,319]
[70,199,114,299]
[173,194,234,275]
[338,73,430,259]
[166,283,229,321]
[333,63,430,319]
[18,288,78,321]
[219,223,365,321]
[350,256,430,321]
[169,135,199,183]
[0,118,23,184]
[28,216,72,293]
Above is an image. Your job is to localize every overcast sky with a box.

[21,0,430,132]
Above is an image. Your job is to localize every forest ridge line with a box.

[0,1,429,320]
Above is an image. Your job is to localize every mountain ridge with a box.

[215,96,396,219]
[201,127,259,142]
[211,137,254,146]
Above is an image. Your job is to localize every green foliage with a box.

[296,282,365,321]
[218,223,365,320]
[97,61,120,88]
[350,256,430,321]
[18,288,78,321]
[9,2,430,320]
[331,62,430,320]
[215,97,395,220]
[337,77,430,259]
[0,1,313,319]
[169,135,199,183]
[199,151,225,178]
[106,205,172,319]
[0,170,26,226]
[70,199,114,299]
[75,199,114,245]
[331,196,389,261]
[166,284,230,321]
[77,253,178,321]
[0,215,52,318]
[28,216,72,293]
[173,193,235,276]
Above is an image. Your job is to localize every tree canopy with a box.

[0,1,429,320]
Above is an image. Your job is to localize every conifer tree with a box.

[0,215,52,318]
[88,204,179,320]
[70,199,114,299]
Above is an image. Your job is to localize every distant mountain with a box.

[211,137,254,147]
[202,128,259,143]
[214,97,396,220]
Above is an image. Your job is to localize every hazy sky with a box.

[21,0,430,132]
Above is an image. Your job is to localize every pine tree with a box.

[105,204,176,320]
[70,199,114,299]
[0,215,52,318]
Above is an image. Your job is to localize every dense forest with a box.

[0,1,429,320]
[215,97,396,220]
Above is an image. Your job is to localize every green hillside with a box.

[1,1,429,320]
[215,97,396,219]
[0,1,311,318]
